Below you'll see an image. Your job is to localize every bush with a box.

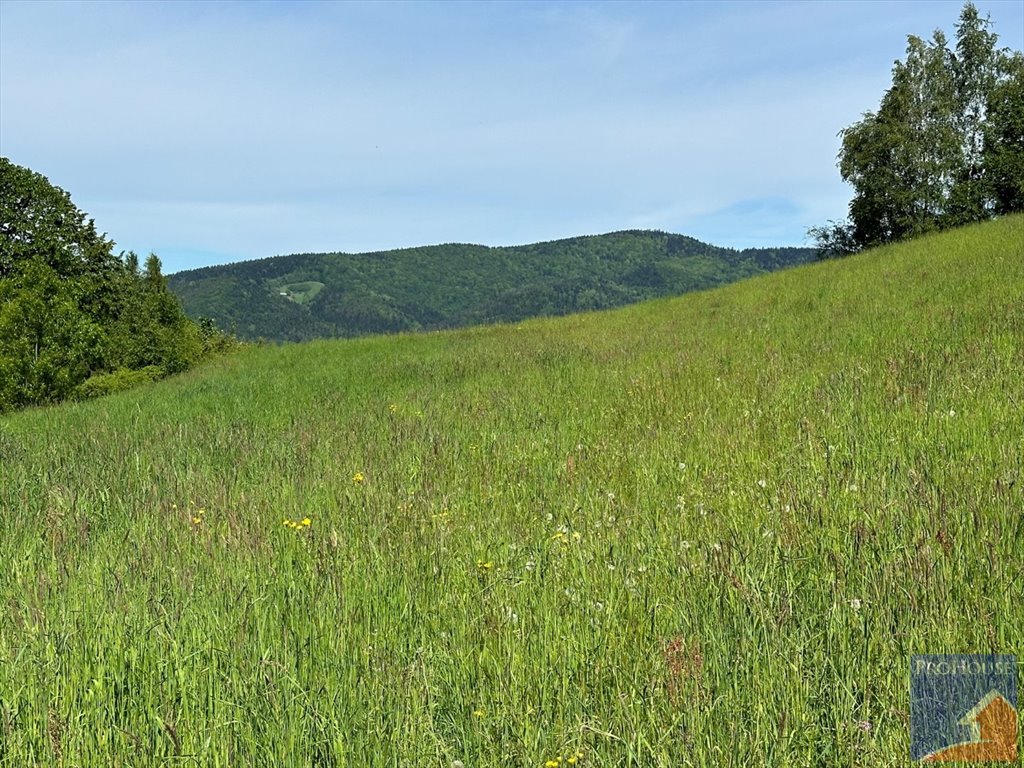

[74,366,165,401]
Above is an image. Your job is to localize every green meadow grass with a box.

[1,216,1022,766]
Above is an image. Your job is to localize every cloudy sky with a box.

[2,0,1022,273]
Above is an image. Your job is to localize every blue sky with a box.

[2,0,1022,273]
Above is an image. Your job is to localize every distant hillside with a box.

[167,231,815,340]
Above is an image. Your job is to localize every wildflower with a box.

[476,560,493,571]
[525,559,536,572]
[389,403,398,413]
[353,472,365,484]
[757,479,767,489]
[473,709,485,718]
[856,720,872,732]
[849,598,862,611]
[301,517,312,527]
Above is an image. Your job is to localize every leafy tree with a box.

[0,259,102,408]
[984,52,1024,214]
[813,2,1023,256]
[0,158,123,320]
[89,250,208,375]
[1,157,230,411]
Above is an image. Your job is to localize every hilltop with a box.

[1,216,1021,764]
[167,231,815,340]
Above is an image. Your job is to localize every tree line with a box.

[812,2,1023,255]
[0,157,233,412]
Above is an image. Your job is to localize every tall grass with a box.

[1,216,1021,766]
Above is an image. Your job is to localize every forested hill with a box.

[167,231,815,341]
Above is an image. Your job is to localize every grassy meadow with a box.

[1,216,1022,766]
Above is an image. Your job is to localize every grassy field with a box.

[1,216,1021,766]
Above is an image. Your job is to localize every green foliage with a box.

[169,232,815,342]
[814,2,1023,255]
[0,158,235,412]
[0,259,103,408]
[1,216,1021,764]
[75,365,165,400]
[104,252,206,374]
[983,52,1024,214]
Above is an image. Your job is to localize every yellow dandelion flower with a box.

[389,403,398,413]
[192,517,202,525]
[353,472,365,484]
[301,518,312,527]
[473,709,485,718]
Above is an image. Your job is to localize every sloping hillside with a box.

[1,216,1021,765]
[167,230,814,340]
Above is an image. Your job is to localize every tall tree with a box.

[812,2,1023,256]
[983,52,1024,214]
[1,157,222,411]
[947,2,1003,223]
[0,260,102,407]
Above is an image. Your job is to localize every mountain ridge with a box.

[167,229,815,341]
